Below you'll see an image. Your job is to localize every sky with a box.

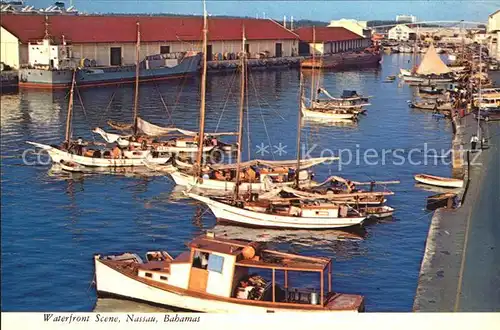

[28,0,499,23]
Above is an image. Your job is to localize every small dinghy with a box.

[383,75,396,83]
[419,86,443,95]
[359,205,395,219]
[426,192,458,211]
[414,174,463,188]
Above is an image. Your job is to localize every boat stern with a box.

[324,292,365,312]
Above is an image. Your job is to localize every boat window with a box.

[160,46,170,54]
[192,251,210,270]
[160,276,168,281]
[207,254,224,274]
[145,272,153,278]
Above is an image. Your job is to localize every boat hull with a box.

[94,258,361,312]
[19,53,201,89]
[170,171,299,192]
[27,142,171,168]
[188,193,366,229]
[301,53,381,69]
[414,174,463,188]
[301,105,357,120]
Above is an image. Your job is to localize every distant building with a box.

[0,25,22,68]
[327,19,371,38]
[295,26,371,56]
[396,15,416,23]
[0,14,300,68]
[371,33,384,46]
[487,9,500,60]
[388,24,416,41]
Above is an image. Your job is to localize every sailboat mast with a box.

[477,43,482,139]
[133,21,141,135]
[64,69,76,142]
[309,26,316,109]
[195,1,208,176]
[234,26,246,199]
[295,73,304,188]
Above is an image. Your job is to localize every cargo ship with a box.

[301,50,381,69]
[18,37,201,89]
[19,52,201,89]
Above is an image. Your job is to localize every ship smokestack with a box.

[283,15,287,29]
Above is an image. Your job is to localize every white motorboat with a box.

[94,233,365,312]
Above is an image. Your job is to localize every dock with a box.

[414,114,500,311]
[0,70,18,93]
[207,56,302,72]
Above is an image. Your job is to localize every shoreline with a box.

[413,113,499,311]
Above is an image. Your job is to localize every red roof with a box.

[0,14,298,43]
[295,27,364,43]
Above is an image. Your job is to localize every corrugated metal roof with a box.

[0,14,299,43]
[295,26,364,43]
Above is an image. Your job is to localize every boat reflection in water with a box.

[210,224,366,245]
[302,117,359,127]
[48,163,175,178]
[414,183,461,195]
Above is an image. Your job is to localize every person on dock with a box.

[470,134,479,152]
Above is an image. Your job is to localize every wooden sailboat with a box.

[171,25,325,192]
[186,47,366,229]
[27,23,173,170]
[401,44,455,84]
[300,28,359,121]
[94,232,365,312]
[95,118,237,154]
[312,89,371,112]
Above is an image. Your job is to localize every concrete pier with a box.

[413,114,500,311]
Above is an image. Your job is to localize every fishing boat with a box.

[96,115,238,152]
[171,167,312,193]
[173,27,326,191]
[26,24,173,170]
[27,141,171,167]
[188,193,366,229]
[276,185,391,206]
[419,86,444,95]
[301,102,358,120]
[93,122,236,154]
[407,100,452,111]
[94,232,365,312]
[414,174,463,188]
[313,89,371,111]
[400,44,455,84]
[174,157,334,173]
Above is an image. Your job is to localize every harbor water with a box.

[1,54,454,312]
